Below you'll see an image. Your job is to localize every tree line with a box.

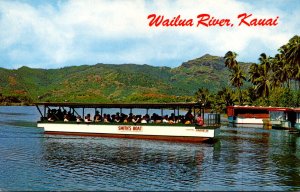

[195,35,300,113]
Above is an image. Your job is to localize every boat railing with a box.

[204,113,221,127]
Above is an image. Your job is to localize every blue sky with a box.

[0,0,299,69]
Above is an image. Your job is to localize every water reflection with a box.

[41,136,215,190]
[270,134,300,187]
[213,127,298,190]
[297,137,300,160]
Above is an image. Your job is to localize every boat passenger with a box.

[168,119,175,124]
[184,119,191,125]
[127,113,133,122]
[120,113,126,122]
[63,114,69,122]
[149,113,156,123]
[175,116,181,124]
[94,111,101,122]
[85,114,92,123]
[155,117,162,124]
[185,109,194,123]
[144,114,150,122]
[48,115,55,122]
[169,113,176,123]
[132,115,139,124]
[56,109,64,120]
[47,109,52,119]
[123,117,128,123]
[141,117,147,124]
[67,111,75,121]
[103,114,109,123]
[162,115,169,123]
[111,114,116,122]
[51,109,57,120]
[76,115,83,123]
[114,115,121,123]
[196,115,204,126]
[94,115,101,122]
[107,114,112,122]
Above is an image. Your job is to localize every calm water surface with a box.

[0,106,299,191]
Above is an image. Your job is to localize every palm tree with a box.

[230,64,246,105]
[224,51,238,69]
[285,35,300,89]
[254,64,272,98]
[293,65,300,89]
[275,45,294,89]
[271,54,285,88]
[245,87,259,104]
[211,87,236,113]
[249,64,260,85]
[285,35,300,67]
[217,87,236,106]
[253,53,273,99]
[258,53,272,70]
[195,87,210,107]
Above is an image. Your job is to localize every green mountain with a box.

[0,54,252,103]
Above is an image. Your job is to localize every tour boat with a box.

[227,105,292,128]
[35,102,221,143]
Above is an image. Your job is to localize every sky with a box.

[0,0,299,69]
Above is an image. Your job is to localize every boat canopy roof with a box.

[34,102,201,109]
[292,108,300,112]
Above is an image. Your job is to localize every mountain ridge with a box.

[0,54,252,103]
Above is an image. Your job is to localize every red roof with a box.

[292,108,300,112]
[227,105,291,111]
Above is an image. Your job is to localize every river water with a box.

[0,106,299,191]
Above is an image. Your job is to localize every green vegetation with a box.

[196,35,300,113]
[1,35,299,112]
[0,54,251,105]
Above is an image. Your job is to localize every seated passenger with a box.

[63,114,69,122]
[141,117,147,124]
[113,113,121,123]
[48,115,55,122]
[103,114,109,123]
[155,116,162,123]
[76,115,83,123]
[168,119,175,124]
[120,113,126,122]
[127,113,133,122]
[84,114,92,123]
[144,114,150,122]
[47,109,52,119]
[169,113,176,124]
[132,115,139,124]
[196,115,204,126]
[94,115,102,122]
[56,109,64,121]
[94,111,102,122]
[184,120,191,125]
[162,115,169,123]
[175,117,181,124]
[106,114,112,122]
[185,109,194,123]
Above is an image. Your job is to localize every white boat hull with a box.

[228,116,264,127]
[37,122,219,142]
[234,117,263,124]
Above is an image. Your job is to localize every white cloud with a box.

[0,0,299,69]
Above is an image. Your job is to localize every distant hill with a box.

[0,54,252,103]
